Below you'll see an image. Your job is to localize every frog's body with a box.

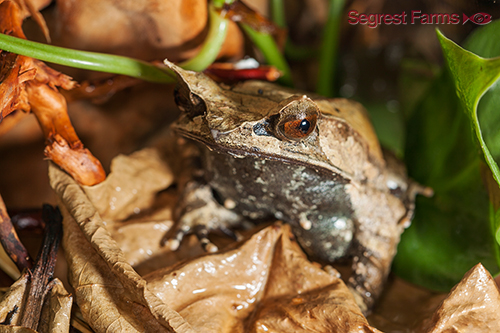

[202,147,354,261]
[164,62,427,312]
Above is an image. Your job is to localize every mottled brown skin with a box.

[165,61,424,312]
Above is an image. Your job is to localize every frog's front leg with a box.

[161,180,244,252]
[346,184,409,313]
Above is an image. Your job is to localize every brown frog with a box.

[162,61,429,312]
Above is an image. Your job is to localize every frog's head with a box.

[166,60,384,180]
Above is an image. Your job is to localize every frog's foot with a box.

[161,182,244,252]
[347,247,386,315]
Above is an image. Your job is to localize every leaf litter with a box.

[1,0,500,332]
[48,141,500,332]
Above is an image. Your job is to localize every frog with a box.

[161,60,430,313]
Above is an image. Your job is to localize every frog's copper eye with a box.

[278,112,318,141]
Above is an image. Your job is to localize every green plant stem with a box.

[270,0,318,62]
[270,0,286,28]
[316,0,345,97]
[212,0,234,9]
[179,5,229,72]
[241,23,293,86]
[0,33,175,83]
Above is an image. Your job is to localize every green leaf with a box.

[240,24,293,86]
[438,25,500,262]
[462,21,500,252]
[316,0,345,97]
[393,23,500,291]
[437,29,500,186]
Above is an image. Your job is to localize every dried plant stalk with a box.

[0,0,106,186]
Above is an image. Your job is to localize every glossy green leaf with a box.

[393,22,500,291]
[461,21,500,254]
[437,30,500,186]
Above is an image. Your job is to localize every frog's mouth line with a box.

[175,128,351,184]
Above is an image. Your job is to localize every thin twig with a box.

[19,204,63,330]
[0,195,33,272]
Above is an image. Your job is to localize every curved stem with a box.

[270,0,286,28]
[241,23,293,86]
[0,5,230,83]
[0,33,175,83]
[178,5,229,72]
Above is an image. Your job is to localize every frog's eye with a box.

[278,113,318,140]
[253,95,320,140]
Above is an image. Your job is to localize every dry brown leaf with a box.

[144,224,284,332]
[49,0,243,62]
[82,145,206,274]
[14,0,52,42]
[0,273,28,325]
[145,222,380,333]
[50,145,384,332]
[82,148,174,221]
[418,263,500,333]
[367,277,446,332]
[36,279,72,333]
[49,162,194,333]
[0,327,37,333]
[0,274,71,333]
[0,1,35,120]
[251,229,381,333]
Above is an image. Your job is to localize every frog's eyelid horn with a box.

[164,59,214,119]
[173,84,207,119]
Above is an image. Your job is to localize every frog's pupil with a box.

[298,119,310,133]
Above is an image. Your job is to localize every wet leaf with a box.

[418,264,500,333]
[146,222,380,333]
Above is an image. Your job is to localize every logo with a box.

[347,10,493,28]
[462,13,492,25]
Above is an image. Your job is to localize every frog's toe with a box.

[161,182,245,251]
[193,225,219,252]
[218,224,241,241]
[161,226,190,251]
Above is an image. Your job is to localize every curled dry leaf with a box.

[81,144,206,274]
[49,162,194,333]
[0,1,35,120]
[13,0,52,42]
[0,195,32,273]
[224,0,286,47]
